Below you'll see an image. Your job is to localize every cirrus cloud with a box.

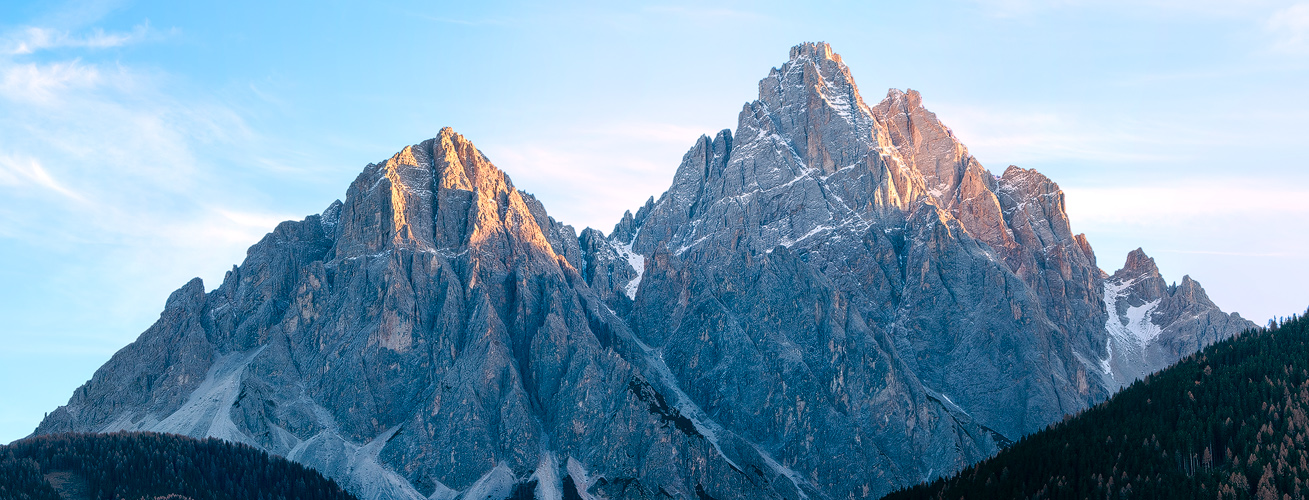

[4,22,154,55]
[1269,3,1309,53]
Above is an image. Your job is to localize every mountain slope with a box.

[0,431,355,500]
[1103,248,1257,387]
[602,45,1108,448]
[589,39,1252,464]
[35,43,1254,500]
[883,311,1307,500]
[34,129,824,500]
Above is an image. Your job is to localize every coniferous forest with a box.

[0,431,356,500]
[884,310,1309,500]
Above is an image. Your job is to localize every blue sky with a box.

[2,0,1309,443]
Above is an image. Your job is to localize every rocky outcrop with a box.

[603,43,1107,446]
[36,43,1255,500]
[39,129,836,500]
[587,42,1251,495]
[1102,248,1256,386]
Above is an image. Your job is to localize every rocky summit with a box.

[35,43,1255,500]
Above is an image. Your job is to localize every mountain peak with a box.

[882,87,919,106]
[330,128,553,260]
[38,43,1259,500]
[1117,247,1161,280]
[788,41,840,64]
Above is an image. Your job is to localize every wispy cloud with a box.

[1064,181,1309,225]
[639,5,765,22]
[579,121,717,146]
[4,23,153,55]
[0,154,83,200]
[970,0,1293,18]
[1269,3,1309,53]
[968,0,1080,17]
[1066,177,1309,322]
[927,102,1206,166]
[486,120,710,232]
[1,59,107,104]
[412,14,512,27]
[1155,249,1295,257]
[0,19,300,294]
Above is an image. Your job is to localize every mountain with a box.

[882,312,1308,500]
[1103,248,1258,387]
[0,431,355,500]
[33,42,1254,500]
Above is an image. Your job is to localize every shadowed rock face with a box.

[37,43,1253,500]
[1102,249,1256,387]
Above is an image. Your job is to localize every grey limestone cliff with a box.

[1101,248,1256,386]
[36,43,1254,500]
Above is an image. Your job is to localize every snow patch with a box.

[821,87,854,121]
[776,224,832,249]
[750,443,811,500]
[1123,299,1163,343]
[674,235,710,257]
[460,463,516,500]
[565,458,598,500]
[1101,278,1170,388]
[1103,279,1163,346]
[610,239,645,300]
[625,336,742,472]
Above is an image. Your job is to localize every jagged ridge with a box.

[35,43,1253,500]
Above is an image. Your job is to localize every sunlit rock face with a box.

[38,43,1252,500]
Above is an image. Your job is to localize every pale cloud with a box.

[486,120,707,232]
[1064,178,1309,322]
[5,23,152,55]
[1065,181,1309,225]
[1,60,105,104]
[412,14,512,27]
[0,20,300,298]
[492,142,667,231]
[639,5,765,22]
[581,121,719,145]
[970,0,1291,17]
[927,102,1200,166]
[1269,3,1309,53]
[215,209,299,236]
[968,0,1080,17]
[0,154,82,200]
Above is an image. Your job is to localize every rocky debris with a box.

[37,43,1254,500]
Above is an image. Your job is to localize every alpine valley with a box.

[31,43,1255,500]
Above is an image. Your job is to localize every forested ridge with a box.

[0,431,356,500]
[884,310,1309,500]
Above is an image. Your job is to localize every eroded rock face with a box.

[1102,249,1256,387]
[40,129,816,500]
[38,43,1254,500]
[585,42,1252,496]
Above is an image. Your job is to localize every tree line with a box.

[884,309,1309,500]
[0,431,356,500]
